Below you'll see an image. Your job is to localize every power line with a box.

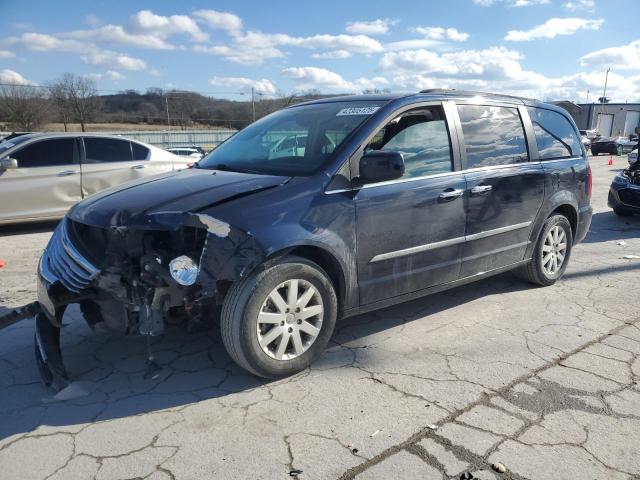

[0,82,274,97]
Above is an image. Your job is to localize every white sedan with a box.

[0,133,190,224]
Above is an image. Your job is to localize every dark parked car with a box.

[34,90,592,390]
[591,135,638,156]
[609,164,640,216]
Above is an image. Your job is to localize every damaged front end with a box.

[36,211,266,391]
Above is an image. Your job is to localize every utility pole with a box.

[601,67,610,105]
[595,68,610,134]
[165,94,171,127]
[251,87,256,123]
[586,89,590,104]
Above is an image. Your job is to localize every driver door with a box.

[354,103,467,305]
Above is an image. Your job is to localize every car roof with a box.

[291,89,556,108]
[6,132,145,141]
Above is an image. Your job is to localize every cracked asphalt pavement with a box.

[1,156,639,480]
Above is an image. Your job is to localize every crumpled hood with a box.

[68,168,289,228]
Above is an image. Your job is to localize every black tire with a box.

[518,214,573,286]
[80,300,104,329]
[613,206,634,217]
[220,256,338,378]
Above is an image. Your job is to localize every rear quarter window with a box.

[528,107,581,160]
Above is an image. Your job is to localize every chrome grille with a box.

[41,220,100,292]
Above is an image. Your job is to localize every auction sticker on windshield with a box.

[336,106,381,116]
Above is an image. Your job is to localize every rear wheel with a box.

[518,214,573,286]
[220,256,337,378]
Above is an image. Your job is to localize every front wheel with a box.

[220,256,337,378]
[518,215,573,286]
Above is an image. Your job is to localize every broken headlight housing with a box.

[169,255,199,286]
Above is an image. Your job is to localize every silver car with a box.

[0,133,189,224]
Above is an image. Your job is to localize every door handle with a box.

[131,164,147,170]
[438,188,464,201]
[57,170,76,176]
[470,185,493,195]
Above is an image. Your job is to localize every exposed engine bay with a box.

[33,211,268,391]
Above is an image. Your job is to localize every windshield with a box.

[0,135,34,152]
[198,101,384,176]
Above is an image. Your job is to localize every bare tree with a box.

[49,73,101,131]
[47,83,74,131]
[0,84,50,131]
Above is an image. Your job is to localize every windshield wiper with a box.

[211,164,262,174]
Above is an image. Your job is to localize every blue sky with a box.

[1,0,639,102]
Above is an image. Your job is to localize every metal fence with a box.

[111,130,237,150]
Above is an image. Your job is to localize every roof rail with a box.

[419,89,457,94]
[417,88,536,102]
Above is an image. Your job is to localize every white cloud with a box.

[580,40,640,70]
[380,44,640,101]
[0,69,34,85]
[563,0,595,11]
[84,70,124,82]
[208,76,277,95]
[195,31,383,64]
[282,66,387,93]
[130,10,209,42]
[473,0,550,6]
[505,17,603,41]
[411,26,469,42]
[312,50,352,59]
[380,47,533,81]
[194,43,285,65]
[80,50,146,71]
[5,32,86,52]
[345,19,396,35]
[0,50,14,58]
[62,24,175,50]
[192,10,243,34]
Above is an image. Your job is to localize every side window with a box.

[12,138,77,168]
[131,142,149,161]
[528,107,581,160]
[84,138,133,163]
[366,106,453,178]
[457,105,529,168]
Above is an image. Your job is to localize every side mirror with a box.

[0,157,17,170]
[358,150,404,184]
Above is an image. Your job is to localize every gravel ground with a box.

[0,155,639,480]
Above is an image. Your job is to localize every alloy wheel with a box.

[256,279,324,361]
[541,225,567,276]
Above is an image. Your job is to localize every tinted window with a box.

[366,106,452,178]
[84,138,133,163]
[457,105,528,168]
[528,107,581,159]
[132,142,149,161]
[12,138,77,168]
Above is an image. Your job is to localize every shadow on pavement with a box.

[582,210,640,244]
[0,271,531,441]
[0,220,59,237]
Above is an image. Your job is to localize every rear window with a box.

[84,138,133,163]
[12,138,78,168]
[457,105,529,168]
[528,107,581,159]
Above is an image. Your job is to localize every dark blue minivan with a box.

[35,90,592,389]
